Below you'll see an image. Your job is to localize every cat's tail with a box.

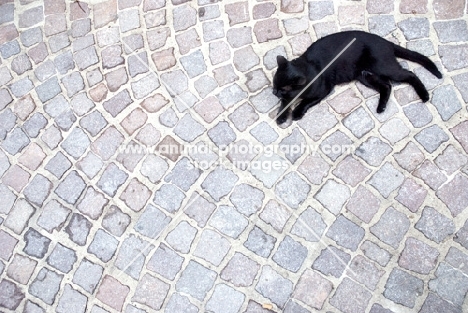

[393,44,442,79]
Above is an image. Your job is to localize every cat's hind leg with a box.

[388,69,429,102]
[358,71,392,113]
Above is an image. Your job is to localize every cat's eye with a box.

[281,85,292,91]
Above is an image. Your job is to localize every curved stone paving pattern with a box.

[0,0,468,312]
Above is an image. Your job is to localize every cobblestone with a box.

[96,276,129,311]
[395,178,427,213]
[293,269,332,310]
[371,207,410,249]
[23,228,51,258]
[333,156,372,187]
[166,221,197,253]
[273,235,307,272]
[7,254,37,285]
[102,206,130,237]
[429,263,468,306]
[347,185,380,223]
[47,243,77,273]
[313,246,350,278]
[384,268,424,308]
[65,213,91,246]
[368,162,405,198]
[72,258,103,293]
[413,160,447,190]
[244,226,276,258]
[176,261,217,301]
[255,266,293,309]
[134,205,171,239]
[291,207,327,241]
[147,243,184,281]
[29,268,63,305]
[115,235,153,279]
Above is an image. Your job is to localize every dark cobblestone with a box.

[65,213,92,246]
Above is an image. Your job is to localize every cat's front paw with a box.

[292,109,305,121]
[276,114,288,124]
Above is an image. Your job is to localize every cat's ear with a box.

[277,55,288,67]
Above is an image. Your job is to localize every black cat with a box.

[272,30,442,124]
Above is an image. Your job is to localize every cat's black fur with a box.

[273,30,442,124]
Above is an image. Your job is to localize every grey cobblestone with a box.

[36,199,70,233]
[73,258,103,293]
[291,207,327,241]
[165,293,198,313]
[275,172,310,209]
[256,265,293,309]
[206,284,245,313]
[327,215,365,251]
[209,205,248,239]
[47,243,77,273]
[368,162,405,198]
[115,234,153,279]
[371,207,410,249]
[194,229,229,266]
[55,170,86,204]
[429,263,468,307]
[88,229,118,262]
[5,199,35,235]
[312,246,350,278]
[176,260,217,301]
[244,226,276,258]
[135,205,171,239]
[415,125,450,153]
[273,235,307,272]
[147,243,184,281]
[415,207,455,243]
[29,268,63,305]
[56,284,87,313]
[384,268,424,308]
[166,221,197,254]
[23,174,52,207]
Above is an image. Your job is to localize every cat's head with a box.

[272,56,307,99]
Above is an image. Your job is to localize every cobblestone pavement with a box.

[1,0,468,312]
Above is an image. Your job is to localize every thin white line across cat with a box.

[273,38,357,123]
